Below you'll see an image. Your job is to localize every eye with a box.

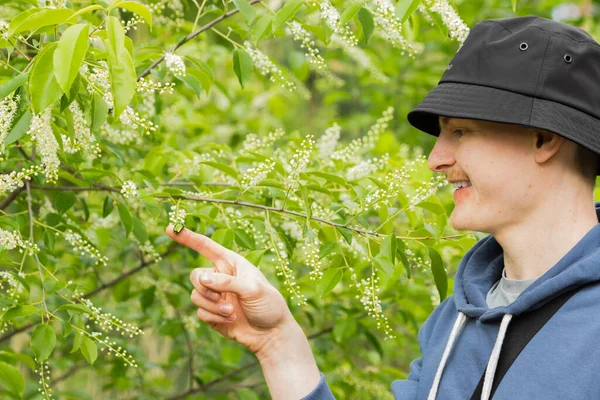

[453,129,466,138]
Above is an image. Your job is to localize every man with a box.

[166,15,600,399]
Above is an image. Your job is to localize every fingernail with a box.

[200,273,212,284]
[219,304,232,314]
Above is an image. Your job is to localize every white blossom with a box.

[0,19,9,40]
[27,108,59,183]
[421,0,470,43]
[0,94,19,156]
[320,0,358,47]
[120,180,138,198]
[285,135,315,192]
[119,106,157,135]
[62,100,101,158]
[136,77,175,95]
[244,41,296,91]
[240,159,276,191]
[169,205,186,224]
[0,228,39,255]
[165,52,186,77]
[287,21,326,69]
[317,123,341,160]
[346,153,389,181]
[65,229,109,266]
[0,165,43,194]
[242,128,285,153]
[369,0,417,56]
[0,271,25,299]
[84,61,113,109]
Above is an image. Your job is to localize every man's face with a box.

[427,116,539,234]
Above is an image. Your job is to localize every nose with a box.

[427,130,456,173]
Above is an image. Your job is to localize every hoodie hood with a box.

[426,201,600,400]
[453,201,600,322]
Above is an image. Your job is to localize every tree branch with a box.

[138,0,261,80]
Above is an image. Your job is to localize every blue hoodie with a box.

[302,202,600,400]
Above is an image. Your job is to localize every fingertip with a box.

[165,224,174,236]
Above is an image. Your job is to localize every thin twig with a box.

[137,0,261,80]
[25,180,49,318]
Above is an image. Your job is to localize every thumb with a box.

[191,269,258,299]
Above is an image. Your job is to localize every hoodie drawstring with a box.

[427,312,514,400]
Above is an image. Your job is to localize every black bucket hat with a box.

[407,16,600,174]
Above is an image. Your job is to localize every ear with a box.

[532,130,566,165]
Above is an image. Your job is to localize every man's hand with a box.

[165,224,296,356]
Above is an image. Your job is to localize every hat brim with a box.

[407,82,600,175]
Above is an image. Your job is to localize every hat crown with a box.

[441,15,600,119]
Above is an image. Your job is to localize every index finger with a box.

[165,224,237,265]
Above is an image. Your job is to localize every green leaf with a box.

[54,23,89,95]
[0,74,28,100]
[44,229,55,251]
[395,238,411,279]
[395,0,422,23]
[251,15,273,44]
[379,233,397,263]
[91,94,108,131]
[200,161,239,179]
[244,249,266,266]
[512,0,518,12]
[80,337,97,365]
[333,317,357,344]
[416,201,446,215]
[0,351,36,371]
[319,241,337,259]
[117,202,132,236]
[273,0,304,31]
[115,1,152,30]
[211,228,234,249]
[336,225,352,245]
[9,8,75,36]
[374,255,394,278]
[103,196,114,218]
[104,16,136,119]
[319,268,343,298]
[66,5,104,23]
[132,217,148,243]
[0,361,24,398]
[357,8,374,44]
[56,304,92,314]
[4,110,31,145]
[340,2,364,25]
[54,191,76,215]
[233,228,255,250]
[428,246,447,301]
[29,43,63,113]
[305,171,350,187]
[232,49,253,89]
[71,330,82,353]
[232,0,257,25]
[30,324,56,362]
[2,305,39,321]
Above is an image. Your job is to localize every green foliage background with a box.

[1,0,599,399]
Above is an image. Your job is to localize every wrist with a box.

[255,314,304,365]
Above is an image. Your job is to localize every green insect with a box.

[173,222,185,234]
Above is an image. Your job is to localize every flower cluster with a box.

[169,205,186,224]
[320,0,358,47]
[244,42,296,91]
[120,180,138,199]
[27,108,59,183]
[64,229,109,266]
[299,234,323,281]
[0,228,39,255]
[268,224,308,306]
[91,330,139,367]
[288,21,326,69]
[284,135,315,192]
[0,165,43,194]
[0,19,9,40]
[150,0,185,30]
[330,107,394,164]
[101,124,141,145]
[119,106,157,135]
[240,159,276,191]
[317,123,341,160]
[138,240,163,263]
[407,174,448,210]
[136,77,175,95]
[0,271,26,299]
[218,207,268,250]
[35,361,53,399]
[346,153,389,181]
[165,52,186,77]
[354,156,422,214]
[73,293,144,338]
[310,201,336,220]
[369,0,417,57]
[242,128,285,153]
[280,220,303,241]
[0,93,19,156]
[351,272,396,340]
[83,61,113,109]
[62,101,101,158]
[423,0,470,43]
